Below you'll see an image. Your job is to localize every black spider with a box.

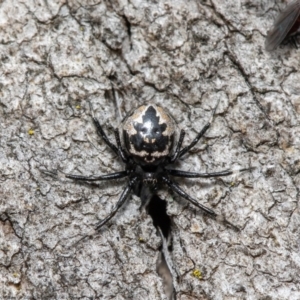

[46,101,250,230]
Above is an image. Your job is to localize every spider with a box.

[46,101,250,230]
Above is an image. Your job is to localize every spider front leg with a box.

[89,102,128,163]
[177,100,220,159]
[114,129,129,163]
[92,115,118,155]
[95,177,138,230]
[169,129,185,163]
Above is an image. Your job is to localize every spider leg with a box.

[89,101,120,157]
[166,167,254,178]
[169,129,185,163]
[162,176,216,218]
[65,170,129,181]
[178,100,220,158]
[92,116,120,155]
[95,177,138,230]
[114,129,129,163]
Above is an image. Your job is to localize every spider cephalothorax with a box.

[47,101,250,230]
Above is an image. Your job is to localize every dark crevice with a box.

[146,195,171,240]
[122,14,132,43]
[146,195,176,300]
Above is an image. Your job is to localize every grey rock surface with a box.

[0,0,300,299]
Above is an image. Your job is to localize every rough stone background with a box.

[0,0,300,299]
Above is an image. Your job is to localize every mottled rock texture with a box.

[0,0,300,299]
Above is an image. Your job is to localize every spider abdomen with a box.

[123,104,176,165]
